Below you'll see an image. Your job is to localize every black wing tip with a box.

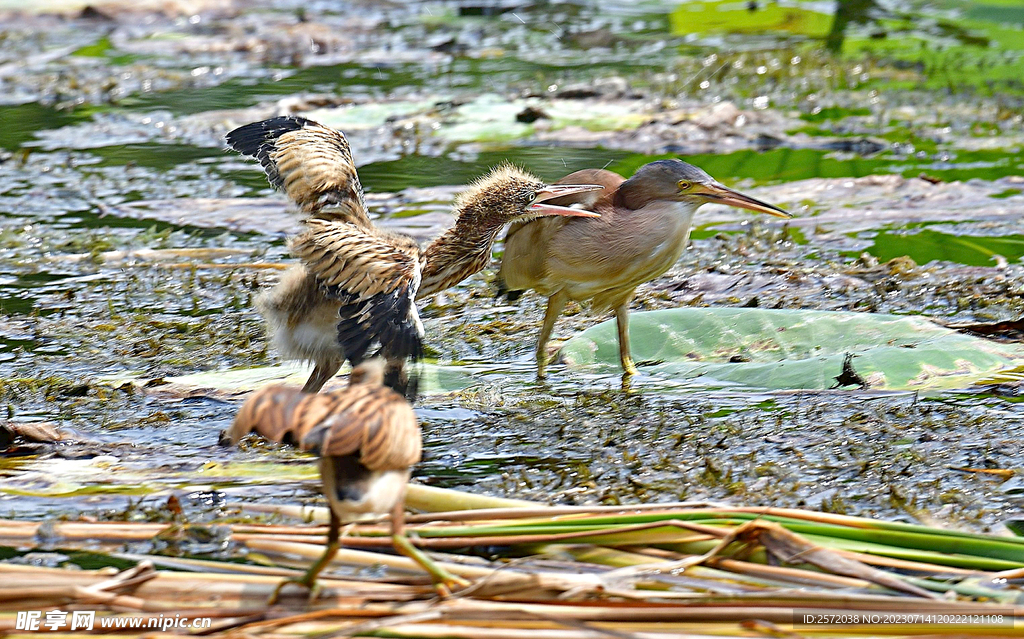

[338,320,423,365]
[332,286,423,369]
[225,115,312,156]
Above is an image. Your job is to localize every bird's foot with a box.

[267,575,321,605]
[392,533,470,598]
[267,539,341,605]
[536,353,549,380]
[431,572,471,598]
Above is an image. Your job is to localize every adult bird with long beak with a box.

[224,358,469,602]
[227,116,602,394]
[498,160,792,378]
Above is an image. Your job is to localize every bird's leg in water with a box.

[615,302,638,376]
[268,510,341,604]
[302,359,343,394]
[536,291,569,379]
[384,357,416,398]
[389,501,469,596]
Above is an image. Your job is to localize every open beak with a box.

[703,183,792,218]
[529,183,604,217]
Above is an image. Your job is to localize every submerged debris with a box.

[831,353,868,389]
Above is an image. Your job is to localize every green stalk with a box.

[684,509,1024,547]
[439,510,1024,563]
[800,534,1024,571]
[405,485,538,512]
[656,534,1020,571]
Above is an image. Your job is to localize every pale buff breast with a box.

[256,266,344,365]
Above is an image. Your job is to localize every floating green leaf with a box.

[102,362,479,397]
[559,308,1024,391]
[669,1,834,38]
[71,36,112,58]
[862,228,1024,267]
[437,95,646,143]
[309,94,648,145]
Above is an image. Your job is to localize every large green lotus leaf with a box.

[669,0,833,37]
[559,308,1024,391]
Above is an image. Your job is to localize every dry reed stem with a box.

[3,493,1021,637]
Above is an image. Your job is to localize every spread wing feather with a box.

[227,384,420,471]
[225,116,370,225]
[292,218,425,364]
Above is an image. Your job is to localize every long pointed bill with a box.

[704,184,792,218]
[529,202,601,217]
[529,183,604,217]
[535,183,605,201]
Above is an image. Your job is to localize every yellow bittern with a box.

[498,160,791,378]
[224,358,468,602]
[227,116,601,393]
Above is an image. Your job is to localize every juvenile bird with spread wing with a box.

[227,116,602,393]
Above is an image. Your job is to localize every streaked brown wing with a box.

[302,385,421,470]
[291,218,425,363]
[225,116,370,225]
[225,385,340,447]
[227,384,421,471]
[291,219,420,297]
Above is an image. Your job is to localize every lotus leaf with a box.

[559,308,1024,391]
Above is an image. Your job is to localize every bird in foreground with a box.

[227,116,602,394]
[224,358,468,602]
[498,160,792,378]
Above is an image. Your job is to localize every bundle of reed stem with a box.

[1,485,1021,637]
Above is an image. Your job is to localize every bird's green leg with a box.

[390,501,469,596]
[268,510,341,604]
[536,291,569,379]
[615,303,638,376]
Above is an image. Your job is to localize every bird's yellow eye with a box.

[677,180,692,191]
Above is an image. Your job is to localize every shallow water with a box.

[2,0,1024,534]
